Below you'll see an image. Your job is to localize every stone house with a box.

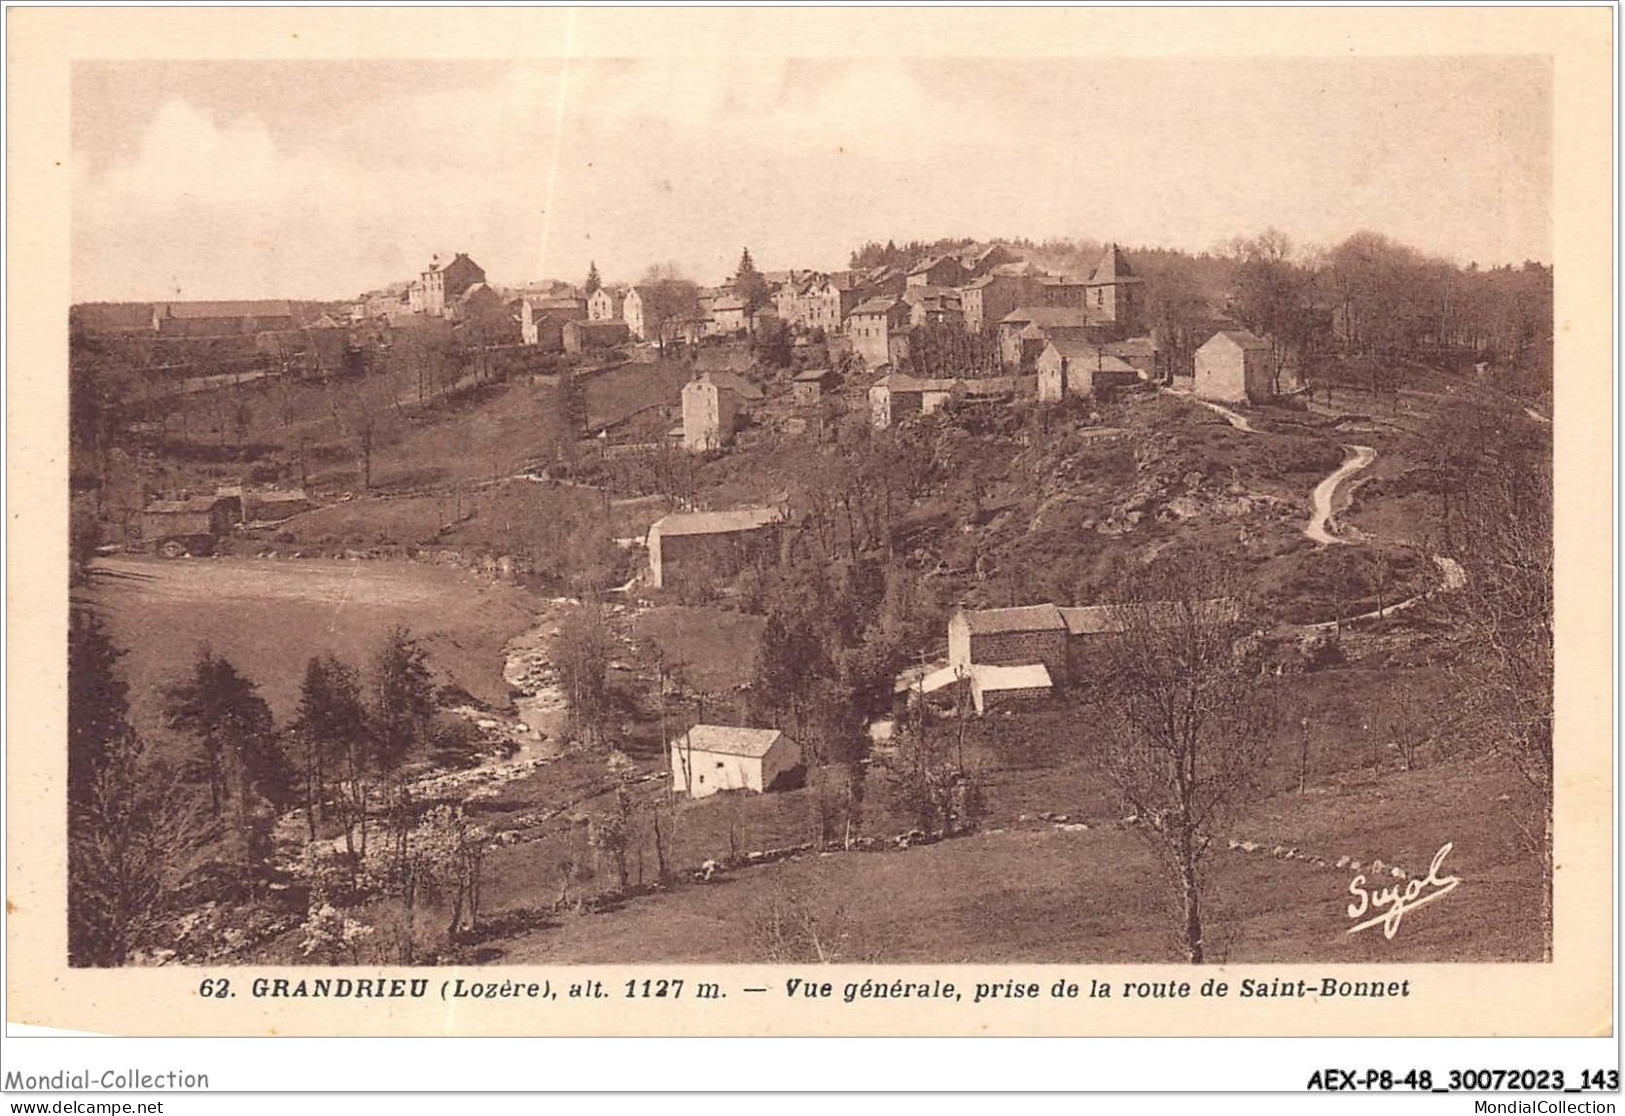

[520,299,583,349]
[562,318,630,354]
[960,273,1040,334]
[1105,336,1164,381]
[152,300,299,337]
[969,663,1054,715]
[902,285,964,329]
[1036,339,1142,403]
[1194,329,1276,403]
[947,603,1070,684]
[141,496,236,554]
[588,286,626,322]
[907,255,968,288]
[681,372,742,451]
[416,252,486,316]
[868,372,955,430]
[646,506,783,589]
[670,725,802,799]
[709,295,751,337]
[791,367,833,405]
[958,243,1020,279]
[998,307,1090,367]
[847,297,912,368]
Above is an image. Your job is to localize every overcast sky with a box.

[71,56,1551,302]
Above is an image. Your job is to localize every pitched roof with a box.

[1001,306,1090,329]
[1088,243,1142,285]
[972,663,1054,692]
[851,296,904,316]
[695,371,764,401]
[158,300,296,320]
[145,496,229,514]
[1058,598,1242,635]
[712,295,749,312]
[792,367,832,382]
[651,506,782,538]
[1105,336,1161,357]
[1205,328,1273,351]
[676,724,785,758]
[958,602,1066,635]
[1042,337,1102,360]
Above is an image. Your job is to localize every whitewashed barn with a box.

[670,725,802,799]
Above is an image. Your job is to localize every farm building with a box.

[1057,599,1244,679]
[1104,336,1164,381]
[997,306,1090,367]
[563,318,631,354]
[646,506,784,589]
[1035,340,1141,403]
[969,663,1054,715]
[520,299,581,350]
[868,372,956,430]
[1194,329,1276,404]
[670,724,803,799]
[153,300,299,337]
[947,603,1070,686]
[141,496,236,555]
[792,367,833,405]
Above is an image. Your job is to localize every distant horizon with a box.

[73,57,1551,303]
[69,225,1555,308]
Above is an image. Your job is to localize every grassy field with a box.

[484,752,1539,965]
[76,556,541,749]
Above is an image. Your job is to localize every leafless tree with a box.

[1441,409,1552,954]
[1092,557,1272,963]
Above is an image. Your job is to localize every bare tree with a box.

[1092,558,1272,963]
[1441,408,1552,954]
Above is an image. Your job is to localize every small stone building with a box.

[670,724,803,799]
[969,663,1054,715]
[141,496,236,554]
[646,506,783,590]
[1036,340,1141,403]
[1194,329,1276,404]
[847,297,912,368]
[792,367,832,405]
[947,603,1070,685]
[563,318,631,354]
[682,373,741,452]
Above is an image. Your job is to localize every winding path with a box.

[1304,444,1377,546]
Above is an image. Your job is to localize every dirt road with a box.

[1304,444,1377,546]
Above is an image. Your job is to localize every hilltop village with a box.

[69,232,1553,967]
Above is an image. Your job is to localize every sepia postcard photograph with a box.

[5,6,1613,1044]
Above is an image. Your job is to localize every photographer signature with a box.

[1346,843,1461,939]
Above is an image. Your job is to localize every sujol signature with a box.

[1346,843,1461,939]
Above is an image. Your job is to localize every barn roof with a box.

[1204,329,1272,352]
[676,724,784,758]
[958,602,1066,635]
[1058,598,1242,635]
[1042,337,1101,360]
[972,663,1054,692]
[145,496,229,515]
[695,371,764,400]
[651,506,782,538]
[1001,306,1090,329]
[1106,336,1160,357]
[158,300,296,320]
